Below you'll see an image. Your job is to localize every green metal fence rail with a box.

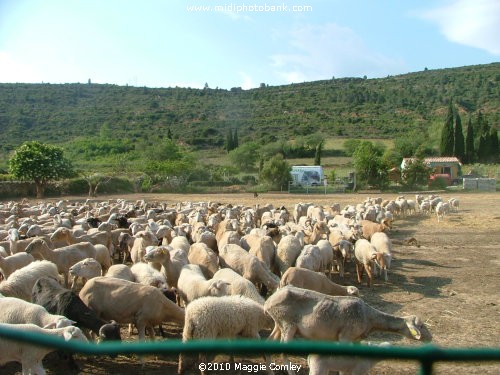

[0,325,499,374]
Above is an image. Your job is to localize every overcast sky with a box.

[0,0,498,89]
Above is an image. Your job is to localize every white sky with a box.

[0,0,498,89]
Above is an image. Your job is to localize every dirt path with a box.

[2,192,499,374]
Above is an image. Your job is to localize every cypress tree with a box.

[464,117,475,164]
[477,116,491,162]
[440,101,455,156]
[233,128,239,149]
[490,127,499,162]
[314,142,323,166]
[453,111,465,162]
[226,128,234,152]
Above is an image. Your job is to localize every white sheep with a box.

[315,239,334,276]
[104,264,135,281]
[219,244,279,292]
[354,239,386,287]
[143,245,188,289]
[295,244,322,272]
[130,262,168,288]
[177,264,229,305]
[307,341,391,375]
[448,197,460,212]
[130,230,158,264]
[169,235,191,253]
[79,276,185,342]
[280,267,359,297]
[25,239,97,288]
[436,201,450,222]
[212,268,265,304]
[0,252,35,279]
[187,242,219,279]
[275,233,303,276]
[360,219,391,241]
[178,295,273,375]
[68,257,102,289]
[0,323,87,375]
[370,232,393,281]
[265,286,430,375]
[0,260,59,301]
[0,296,75,328]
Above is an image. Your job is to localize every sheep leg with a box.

[355,262,364,284]
[268,323,281,340]
[147,326,156,341]
[364,263,373,287]
[280,325,298,375]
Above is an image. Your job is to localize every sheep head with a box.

[403,316,432,342]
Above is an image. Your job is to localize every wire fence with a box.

[0,324,499,375]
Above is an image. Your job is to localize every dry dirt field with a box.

[1,192,499,375]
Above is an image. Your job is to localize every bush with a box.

[429,176,449,190]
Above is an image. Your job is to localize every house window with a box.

[443,167,451,175]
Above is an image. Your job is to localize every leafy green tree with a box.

[167,128,173,140]
[382,148,402,169]
[453,111,465,162]
[464,117,475,164]
[228,142,260,171]
[440,101,455,156]
[145,139,182,161]
[259,154,291,190]
[82,172,112,197]
[313,141,323,166]
[394,133,425,158]
[9,141,74,198]
[352,141,389,189]
[343,139,362,156]
[401,157,432,187]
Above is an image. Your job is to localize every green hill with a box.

[0,63,498,157]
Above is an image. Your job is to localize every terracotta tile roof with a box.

[401,156,462,169]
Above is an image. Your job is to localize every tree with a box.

[313,141,323,166]
[226,128,235,152]
[464,117,475,164]
[401,157,432,188]
[9,141,74,198]
[232,128,239,149]
[352,141,389,189]
[476,114,491,162]
[453,111,465,162]
[228,142,260,171]
[440,101,455,156]
[82,172,112,197]
[490,127,499,162]
[259,154,291,190]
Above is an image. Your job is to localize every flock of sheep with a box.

[0,193,456,374]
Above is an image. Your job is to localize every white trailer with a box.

[290,166,324,186]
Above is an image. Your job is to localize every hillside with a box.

[0,63,498,156]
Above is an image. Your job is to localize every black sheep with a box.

[31,277,121,341]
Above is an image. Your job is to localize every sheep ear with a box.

[63,329,74,341]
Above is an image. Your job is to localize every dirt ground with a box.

[1,192,499,375]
